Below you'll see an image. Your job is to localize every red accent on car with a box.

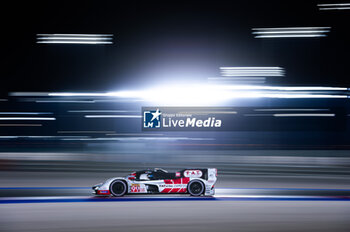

[128,176,135,180]
[173,178,182,184]
[182,177,190,184]
[97,190,110,195]
[170,188,180,193]
[164,177,190,185]
[161,188,172,193]
[131,172,136,176]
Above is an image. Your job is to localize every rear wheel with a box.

[187,180,204,196]
[110,180,127,197]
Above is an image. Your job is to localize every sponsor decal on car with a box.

[130,184,146,193]
[184,170,202,178]
[176,172,181,177]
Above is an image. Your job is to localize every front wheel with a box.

[187,180,204,196]
[110,180,127,197]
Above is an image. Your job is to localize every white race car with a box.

[92,168,217,197]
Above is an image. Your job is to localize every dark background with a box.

[2,0,350,97]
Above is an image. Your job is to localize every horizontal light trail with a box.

[8,85,350,105]
[0,112,52,115]
[37,34,113,37]
[37,41,113,44]
[220,67,284,77]
[273,113,335,117]
[208,77,267,79]
[252,30,330,34]
[252,27,331,30]
[0,124,42,127]
[177,111,237,114]
[0,117,56,120]
[38,37,112,40]
[231,94,347,98]
[319,7,350,10]
[252,27,330,38]
[318,3,350,10]
[11,86,348,96]
[61,137,213,141]
[221,73,283,76]
[49,93,108,96]
[68,110,139,113]
[36,100,95,103]
[220,67,283,69]
[0,136,88,139]
[244,113,336,117]
[244,114,273,117]
[318,3,350,6]
[57,131,115,134]
[254,109,330,111]
[106,133,164,136]
[255,34,326,38]
[84,115,142,118]
[36,33,114,45]
[220,86,348,91]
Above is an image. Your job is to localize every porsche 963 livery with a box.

[93,168,217,197]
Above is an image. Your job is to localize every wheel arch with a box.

[187,179,205,196]
[109,178,129,196]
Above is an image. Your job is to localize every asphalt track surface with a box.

[1,173,350,231]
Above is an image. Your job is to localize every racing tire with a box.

[110,180,127,197]
[187,180,204,196]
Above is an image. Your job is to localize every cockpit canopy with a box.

[128,168,175,181]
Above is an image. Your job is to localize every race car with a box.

[92,168,217,197]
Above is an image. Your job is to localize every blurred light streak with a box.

[8,84,350,106]
[38,37,112,41]
[0,99,7,101]
[252,27,331,30]
[106,133,164,136]
[208,77,266,80]
[0,124,42,127]
[249,94,346,98]
[35,100,95,103]
[220,67,284,77]
[0,112,52,115]
[84,115,141,118]
[11,86,348,96]
[255,34,326,38]
[252,27,330,38]
[57,131,115,134]
[36,34,113,45]
[61,137,214,141]
[68,110,139,113]
[254,109,330,111]
[252,30,330,34]
[37,34,113,37]
[178,111,237,114]
[220,86,347,91]
[273,113,335,117]
[244,114,273,117]
[318,3,350,10]
[10,92,50,96]
[0,117,56,120]
[37,41,113,44]
[319,7,350,10]
[0,136,88,139]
